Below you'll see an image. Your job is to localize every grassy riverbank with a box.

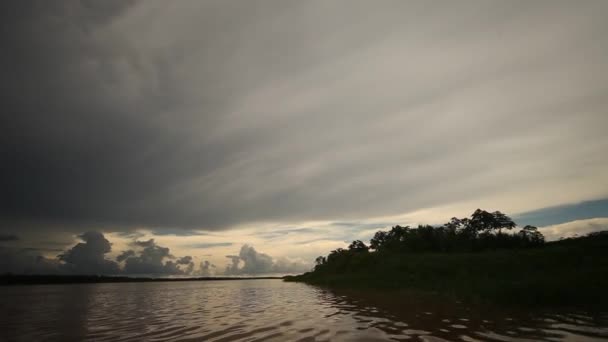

[286,231,608,307]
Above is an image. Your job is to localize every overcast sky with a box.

[1,0,607,276]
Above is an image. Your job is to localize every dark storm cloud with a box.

[0,0,216,231]
[1,0,608,236]
[0,234,19,242]
[224,245,310,275]
[0,247,63,275]
[0,231,195,276]
[0,231,117,275]
[20,247,64,253]
[59,231,120,274]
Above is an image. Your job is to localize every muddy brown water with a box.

[1,279,606,341]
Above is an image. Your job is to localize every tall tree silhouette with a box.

[348,240,369,253]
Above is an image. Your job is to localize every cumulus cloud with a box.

[59,231,120,275]
[0,231,118,275]
[225,245,311,275]
[195,260,216,277]
[0,232,200,276]
[119,239,194,275]
[116,250,135,262]
[224,255,241,275]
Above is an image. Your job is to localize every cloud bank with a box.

[0,231,309,276]
[1,1,607,236]
[117,239,194,275]
[0,232,195,276]
[225,245,311,275]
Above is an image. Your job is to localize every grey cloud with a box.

[234,245,274,275]
[0,234,18,242]
[132,239,156,248]
[185,242,233,249]
[1,0,608,236]
[20,247,64,253]
[116,250,135,262]
[59,231,120,275]
[177,256,192,265]
[148,229,206,236]
[294,238,332,245]
[0,247,64,275]
[114,231,146,240]
[176,256,195,273]
[195,260,216,277]
[255,228,318,240]
[224,255,241,275]
[273,257,312,275]
[120,239,193,275]
[0,231,196,276]
[225,245,311,275]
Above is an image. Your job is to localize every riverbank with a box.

[285,233,608,308]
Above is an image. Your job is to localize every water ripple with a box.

[1,280,606,341]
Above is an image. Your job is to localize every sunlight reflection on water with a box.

[0,279,606,341]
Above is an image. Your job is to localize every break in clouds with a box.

[0,232,308,276]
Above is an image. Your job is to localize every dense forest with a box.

[314,209,544,272]
[287,209,608,307]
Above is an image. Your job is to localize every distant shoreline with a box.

[285,230,608,308]
[0,274,283,286]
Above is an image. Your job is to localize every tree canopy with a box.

[315,209,546,272]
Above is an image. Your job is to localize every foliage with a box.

[318,209,543,274]
[285,209,608,307]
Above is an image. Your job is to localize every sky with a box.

[1,0,607,276]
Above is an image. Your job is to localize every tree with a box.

[492,211,516,234]
[369,231,388,251]
[444,217,463,234]
[315,256,326,266]
[470,209,516,235]
[312,208,546,274]
[348,240,369,253]
[470,209,496,235]
[518,225,544,246]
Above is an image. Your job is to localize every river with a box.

[1,279,606,341]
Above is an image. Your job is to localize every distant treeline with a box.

[315,209,544,272]
[287,209,608,307]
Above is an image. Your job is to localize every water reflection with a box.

[313,287,608,341]
[0,279,606,341]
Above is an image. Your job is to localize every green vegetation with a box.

[285,209,608,307]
